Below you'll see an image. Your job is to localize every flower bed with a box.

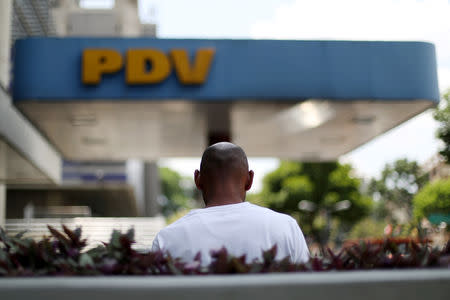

[0,226,448,276]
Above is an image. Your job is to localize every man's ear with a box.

[194,169,203,190]
[245,170,254,191]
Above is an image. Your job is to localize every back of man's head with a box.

[201,142,248,180]
[195,142,253,206]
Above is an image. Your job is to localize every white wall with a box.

[0,0,61,226]
[0,0,12,93]
[0,0,11,227]
[51,0,143,37]
[0,89,62,184]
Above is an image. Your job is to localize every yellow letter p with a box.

[82,49,123,85]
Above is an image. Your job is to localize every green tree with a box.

[347,218,386,240]
[434,89,450,163]
[252,161,372,245]
[413,178,450,223]
[368,158,428,223]
[159,167,195,217]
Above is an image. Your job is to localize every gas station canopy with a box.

[13,38,439,160]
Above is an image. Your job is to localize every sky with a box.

[84,0,450,192]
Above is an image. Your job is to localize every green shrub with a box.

[348,218,386,240]
[413,178,450,222]
[0,226,448,276]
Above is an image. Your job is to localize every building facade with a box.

[0,0,441,229]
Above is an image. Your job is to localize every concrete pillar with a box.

[0,184,5,228]
[206,103,231,145]
[144,161,160,217]
[0,140,6,227]
[126,159,146,216]
[0,0,12,92]
[115,0,141,36]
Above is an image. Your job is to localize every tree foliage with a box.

[413,178,450,222]
[347,218,386,240]
[252,161,372,245]
[434,89,450,163]
[368,158,428,223]
[159,167,195,217]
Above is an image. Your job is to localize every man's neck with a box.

[202,182,246,208]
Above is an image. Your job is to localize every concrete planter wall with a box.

[1,269,449,300]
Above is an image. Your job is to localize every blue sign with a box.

[13,38,439,102]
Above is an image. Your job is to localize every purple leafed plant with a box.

[0,226,448,276]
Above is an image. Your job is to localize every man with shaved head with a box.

[152,142,310,265]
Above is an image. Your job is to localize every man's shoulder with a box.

[245,202,290,216]
[244,203,297,223]
[152,212,197,250]
[159,211,197,232]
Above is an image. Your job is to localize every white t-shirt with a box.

[151,202,310,265]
